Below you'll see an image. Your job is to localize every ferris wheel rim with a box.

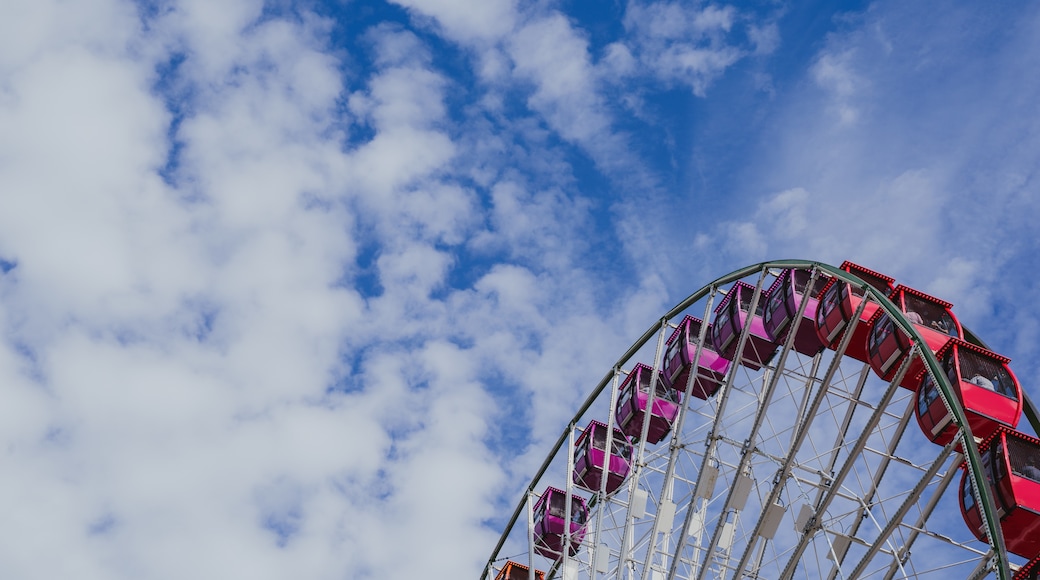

[483,259,1029,580]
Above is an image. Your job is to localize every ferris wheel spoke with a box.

[728,353,844,577]
[649,292,723,580]
[691,277,810,580]
[660,279,771,579]
[779,348,918,579]
[846,439,957,578]
[822,390,920,579]
[880,449,964,580]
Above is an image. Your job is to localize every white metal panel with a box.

[759,501,787,540]
[827,534,851,562]
[596,543,610,573]
[656,500,676,531]
[794,504,814,532]
[731,472,754,511]
[696,464,719,500]
[718,518,736,552]
[562,558,578,580]
[631,488,648,520]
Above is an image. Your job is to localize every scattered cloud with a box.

[811,48,864,125]
[619,1,743,96]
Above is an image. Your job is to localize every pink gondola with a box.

[572,420,632,495]
[960,427,1040,560]
[915,339,1022,446]
[615,363,680,444]
[662,315,729,399]
[532,487,588,560]
[815,261,896,363]
[710,281,781,370]
[763,268,831,356]
[866,285,962,390]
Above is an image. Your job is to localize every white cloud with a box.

[748,21,780,56]
[392,0,518,44]
[811,49,865,125]
[508,14,615,147]
[617,1,744,96]
[377,243,454,295]
[600,41,638,77]
[159,0,267,83]
[0,0,376,576]
[477,180,590,264]
[709,170,946,273]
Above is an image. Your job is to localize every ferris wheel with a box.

[482,260,1040,580]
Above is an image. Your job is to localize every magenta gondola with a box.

[959,427,1040,560]
[532,487,588,560]
[710,281,781,370]
[815,261,896,363]
[763,268,831,356]
[615,363,680,444]
[662,315,729,399]
[915,339,1022,446]
[866,285,962,390]
[494,561,546,580]
[572,420,632,495]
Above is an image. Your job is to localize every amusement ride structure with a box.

[482,260,1040,580]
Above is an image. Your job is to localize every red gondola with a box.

[615,363,680,444]
[495,561,546,580]
[1016,554,1040,580]
[866,285,962,390]
[710,281,781,370]
[662,315,729,399]
[572,420,632,495]
[532,487,588,560]
[959,427,1040,560]
[915,339,1022,446]
[763,268,831,356]
[814,261,896,362]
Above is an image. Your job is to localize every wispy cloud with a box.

[615,1,744,96]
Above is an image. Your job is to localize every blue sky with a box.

[0,0,1038,578]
